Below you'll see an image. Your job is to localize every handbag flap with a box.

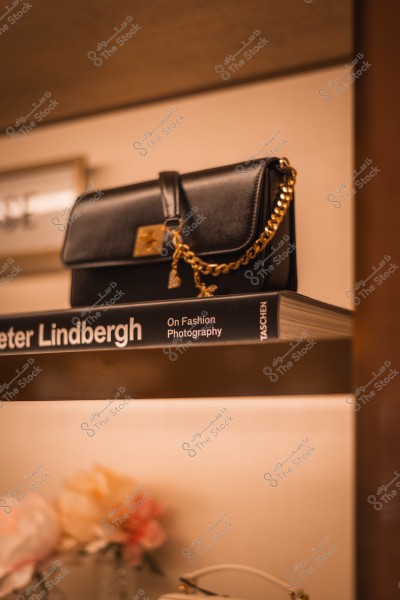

[62,158,278,268]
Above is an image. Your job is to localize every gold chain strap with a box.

[167,157,297,298]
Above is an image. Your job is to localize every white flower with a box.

[0,495,59,597]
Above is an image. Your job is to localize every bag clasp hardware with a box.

[133,223,167,257]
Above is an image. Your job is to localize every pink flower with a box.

[56,465,166,565]
[111,491,166,565]
[0,495,59,598]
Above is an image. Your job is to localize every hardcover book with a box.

[0,291,352,356]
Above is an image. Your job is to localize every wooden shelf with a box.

[0,0,353,131]
[0,338,351,400]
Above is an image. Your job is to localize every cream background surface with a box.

[0,397,354,600]
[0,66,354,599]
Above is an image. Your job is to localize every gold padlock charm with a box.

[168,268,181,289]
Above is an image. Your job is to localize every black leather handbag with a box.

[62,157,297,307]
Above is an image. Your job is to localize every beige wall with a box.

[0,397,354,600]
[0,66,354,600]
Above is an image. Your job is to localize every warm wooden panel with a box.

[0,339,351,400]
[0,0,353,131]
[355,1,400,599]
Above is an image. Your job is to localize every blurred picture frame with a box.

[0,158,86,273]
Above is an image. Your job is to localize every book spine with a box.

[0,294,279,355]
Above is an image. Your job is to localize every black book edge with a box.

[0,292,352,357]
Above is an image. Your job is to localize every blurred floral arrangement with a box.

[0,465,166,598]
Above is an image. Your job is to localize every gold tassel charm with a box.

[194,268,218,298]
[196,283,218,298]
[168,267,181,289]
[168,242,182,289]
